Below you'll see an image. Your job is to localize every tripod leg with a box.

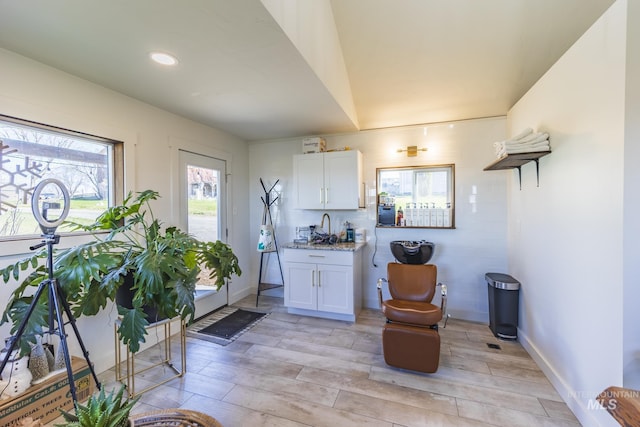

[48,280,80,403]
[55,280,102,392]
[0,280,49,379]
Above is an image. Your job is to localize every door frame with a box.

[173,141,233,317]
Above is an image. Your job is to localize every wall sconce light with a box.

[397,145,427,157]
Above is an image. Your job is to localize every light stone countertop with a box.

[283,241,366,252]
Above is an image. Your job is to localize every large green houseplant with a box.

[56,384,139,427]
[0,190,241,353]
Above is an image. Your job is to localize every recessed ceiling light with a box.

[150,52,178,66]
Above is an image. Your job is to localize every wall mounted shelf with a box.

[484,151,551,189]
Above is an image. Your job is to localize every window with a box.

[377,164,455,228]
[0,115,123,240]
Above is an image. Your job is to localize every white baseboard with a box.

[518,329,618,427]
[229,286,253,304]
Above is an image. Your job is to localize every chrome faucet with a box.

[320,212,331,235]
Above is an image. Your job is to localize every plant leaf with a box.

[4,298,49,355]
[117,305,149,353]
[56,384,138,427]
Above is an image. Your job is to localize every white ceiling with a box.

[0,0,614,141]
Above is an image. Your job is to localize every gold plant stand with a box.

[115,316,186,397]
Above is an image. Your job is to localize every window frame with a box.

[376,163,455,229]
[0,114,124,244]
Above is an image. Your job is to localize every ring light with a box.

[31,178,70,235]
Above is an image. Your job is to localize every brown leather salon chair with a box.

[377,263,448,373]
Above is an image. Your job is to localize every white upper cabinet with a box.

[293,150,363,210]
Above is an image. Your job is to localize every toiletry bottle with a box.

[396,206,403,226]
[444,202,452,227]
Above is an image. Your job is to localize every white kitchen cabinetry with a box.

[293,150,363,210]
[283,247,363,322]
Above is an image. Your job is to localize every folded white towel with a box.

[493,131,548,150]
[507,132,549,146]
[493,129,551,157]
[494,134,549,154]
[498,139,550,151]
[511,128,534,141]
[501,140,548,151]
[497,142,550,157]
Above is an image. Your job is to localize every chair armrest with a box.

[437,282,449,327]
[377,278,388,309]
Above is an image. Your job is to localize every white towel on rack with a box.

[497,141,550,157]
[494,133,549,156]
[511,127,534,141]
[505,132,549,146]
[494,132,548,147]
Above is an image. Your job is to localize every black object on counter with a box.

[346,227,355,242]
[378,205,396,226]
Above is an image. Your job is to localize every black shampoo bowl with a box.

[390,240,435,264]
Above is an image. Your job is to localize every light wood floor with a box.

[82,295,580,426]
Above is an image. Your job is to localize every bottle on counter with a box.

[405,203,412,226]
[346,223,355,242]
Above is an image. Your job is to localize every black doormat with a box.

[187,307,268,346]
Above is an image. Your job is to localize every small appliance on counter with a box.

[378,204,396,226]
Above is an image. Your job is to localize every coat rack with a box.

[256,178,284,306]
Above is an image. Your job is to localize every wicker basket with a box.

[129,409,223,427]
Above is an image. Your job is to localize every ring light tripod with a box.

[0,179,101,404]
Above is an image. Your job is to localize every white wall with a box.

[0,48,251,373]
[622,0,640,390]
[507,1,627,425]
[249,117,508,322]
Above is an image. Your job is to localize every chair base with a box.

[382,322,440,373]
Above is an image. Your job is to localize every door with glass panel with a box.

[179,150,227,316]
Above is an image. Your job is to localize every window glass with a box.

[0,116,121,239]
[377,164,455,228]
[186,164,220,243]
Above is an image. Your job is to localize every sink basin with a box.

[310,231,338,245]
[390,240,435,264]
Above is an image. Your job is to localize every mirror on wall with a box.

[376,164,455,228]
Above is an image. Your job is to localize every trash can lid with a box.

[485,272,520,290]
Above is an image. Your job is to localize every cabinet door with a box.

[324,151,361,209]
[284,262,317,310]
[317,264,352,314]
[293,153,324,209]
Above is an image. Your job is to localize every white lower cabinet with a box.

[284,248,362,322]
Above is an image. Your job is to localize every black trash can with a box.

[486,273,520,340]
